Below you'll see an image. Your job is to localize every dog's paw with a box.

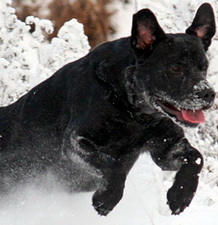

[167,179,197,215]
[92,188,123,216]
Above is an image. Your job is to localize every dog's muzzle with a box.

[155,85,216,126]
[195,88,215,104]
[193,80,216,104]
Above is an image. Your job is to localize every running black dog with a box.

[0,3,216,215]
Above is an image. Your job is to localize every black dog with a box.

[0,3,216,215]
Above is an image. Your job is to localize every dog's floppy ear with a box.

[131,9,165,55]
[186,3,216,51]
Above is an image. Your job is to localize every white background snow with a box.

[0,0,218,224]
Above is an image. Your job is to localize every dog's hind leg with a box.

[148,119,203,214]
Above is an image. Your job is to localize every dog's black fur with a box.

[0,3,216,215]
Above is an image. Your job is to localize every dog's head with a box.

[127,3,216,127]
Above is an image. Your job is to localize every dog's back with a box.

[0,37,135,191]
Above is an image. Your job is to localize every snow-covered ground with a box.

[0,0,218,224]
[0,153,217,225]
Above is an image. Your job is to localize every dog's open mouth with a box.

[157,101,206,124]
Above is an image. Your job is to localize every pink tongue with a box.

[181,110,205,124]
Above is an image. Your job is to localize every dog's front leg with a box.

[92,160,127,216]
[166,140,203,215]
[150,136,203,215]
[91,149,140,216]
[63,131,141,216]
[76,138,140,215]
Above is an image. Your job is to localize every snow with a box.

[0,154,217,225]
[193,80,212,92]
[196,158,202,165]
[0,0,218,224]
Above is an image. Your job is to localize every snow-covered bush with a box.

[0,0,90,106]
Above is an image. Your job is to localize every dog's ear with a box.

[131,9,165,55]
[186,3,216,51]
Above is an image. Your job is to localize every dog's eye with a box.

[170,64,182,72]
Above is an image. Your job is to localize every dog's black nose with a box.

[196,88,216,102]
